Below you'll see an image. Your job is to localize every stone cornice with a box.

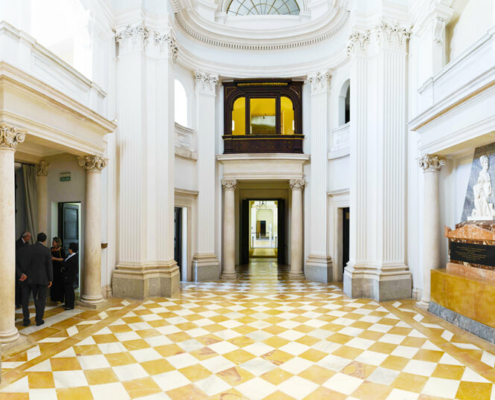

[173,2,350,51]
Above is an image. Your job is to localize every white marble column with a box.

[345,21,413,301]
[290,179,305,279]
[417,155,445,310]
[0,125,25,346]
[112,22,180,298]
[221,179,237,280]
[306,71,333,282]
[192,71,221,281]
[78,155,106,307]
[36,161,49,235]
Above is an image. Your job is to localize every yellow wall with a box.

[281,97,294,135]
[232,97,245,135]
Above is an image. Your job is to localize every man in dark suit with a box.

[18,232,53,326]
[15,232,31,308]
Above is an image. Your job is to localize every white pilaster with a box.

[345,21,412,301]
[417,155,445,310]
[306,71,333,282]
[290,179,305,279]
[78,155,106,308]
[192,71,221,281]
[36,161,49,235]
[221,179,237,280]
[0,125,25,347]
[112,21,180,299]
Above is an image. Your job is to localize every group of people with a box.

[15,232,79,327]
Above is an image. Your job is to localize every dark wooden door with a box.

[277,199,286,265]
[58,203,79,254]
[343,207,350,271]
[240,200,250,265]
[174,207,182,280]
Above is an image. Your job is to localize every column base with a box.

[344,263,412,301]
[0,329,26,350]
[416,299,429,311]
[112,261,180,300]
[305,255,333,283]
[77,298,108,310]
[192,254,221,282]
[289,272,305,280]
[221,272,238,281]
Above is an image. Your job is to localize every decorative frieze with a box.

[115,23,179,62]
[0,125,25,150]
[308,71,331,94]
[290,179,305,190]
[418,155,446,172]
[222,179,237,191]
[36,161,50,177]
[78,155,107,172]
[195,71,219,94]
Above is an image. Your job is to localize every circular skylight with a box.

[227,0,300,16]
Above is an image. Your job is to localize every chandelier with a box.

[256,201,267,210]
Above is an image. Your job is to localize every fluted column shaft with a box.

[79,155,106,306]
[418,155,445,310]
[221,179,237,280]
[290,179,305,278]
[305,72,333,282]
[193,72,220,280]
[36,161,50,235]
[0,126,25,345]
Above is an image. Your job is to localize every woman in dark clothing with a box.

[63,243,79,310]
[50,237,66,303]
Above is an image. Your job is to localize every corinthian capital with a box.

[78,155,107,172]
[36,161,50,177]
[375,20,410,51]
[195,71,219,94]
[290,179,305,190]
[222,179,237,190]
[115,23,149,47]
[418,155,446,172]
[347,30,370,56]
[154,30,179,63]
[308,71,331,94]
[0,125,26,151]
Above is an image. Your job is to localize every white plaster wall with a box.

[175,157,198,192]
[328,157,350,192]
[448,0,494,61]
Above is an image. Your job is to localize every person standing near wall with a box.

[62,243,78,310]
[50,237,66,304]
[18,233,53,326]
[15,231,31,308]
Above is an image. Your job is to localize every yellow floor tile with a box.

[104,351,138,366]
[391,372,429,393]
[166,383,209,400]
[27,372,56,389]
[456,381,493,400]
[303,387,348,400]
[298,365,335,385]
[56,387,94,400]
[260,367,294,385]
[122,376,163,399]
[179,364,213,382]
[217,366,256,386]
[140,358,175,375]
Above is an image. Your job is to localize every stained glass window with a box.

[227,0,300,16]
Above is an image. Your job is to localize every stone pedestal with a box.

[0,126,25,347]
[221,179,237,280]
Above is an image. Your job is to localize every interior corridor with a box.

[1,259,495,399]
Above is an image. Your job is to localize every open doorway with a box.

[58,202,82,287]
[342,207,350,272]
[240,199,286,265]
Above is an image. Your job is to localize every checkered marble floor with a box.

[1,260,495,399]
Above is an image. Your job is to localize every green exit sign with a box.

[60,172,70,182]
